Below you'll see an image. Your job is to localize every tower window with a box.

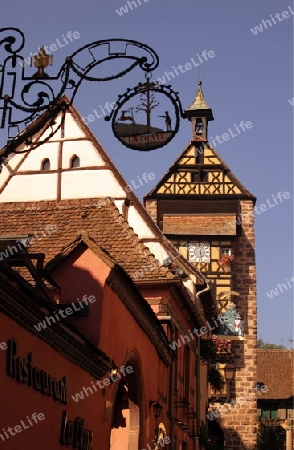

[195,118,204,136]
[41,158,50,171]
[70,155,80,168]
[220,248,232,257]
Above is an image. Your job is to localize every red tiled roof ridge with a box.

[14,197,174,282]
[103,200,174,279]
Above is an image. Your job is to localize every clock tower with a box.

[144,82,257,450]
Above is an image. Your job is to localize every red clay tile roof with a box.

[0,198,175,282]
[163,214,236,235]
[257,350,294,400]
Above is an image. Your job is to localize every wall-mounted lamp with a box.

[109,361,119,383]
[224,363,236,384]
[224,363,236,401]
[149,399,163,418]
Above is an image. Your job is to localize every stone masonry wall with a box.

[144,199,158,223]
[211,200,257,450]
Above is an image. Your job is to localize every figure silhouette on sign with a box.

[158,111,172,132]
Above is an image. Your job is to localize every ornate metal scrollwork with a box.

[0,28,161,159]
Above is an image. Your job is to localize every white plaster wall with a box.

[61,170,126,199]
[0,173,58,202]
[114,199,124,214]
[64,112,87,139]
[144,242,169,263]
[127,206,156,239]
[6,152,25,170]
[62,140,106,168]
[183,279,196,302]
[38,116,62,141]
[19,142,59,171]
[0,165,11,191]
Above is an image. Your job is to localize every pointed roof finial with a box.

[185,81,214,121]
[186,80,211,112]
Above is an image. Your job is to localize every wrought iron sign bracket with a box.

[0,28,187,160]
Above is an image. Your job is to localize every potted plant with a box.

[218,253,235,267]
[208,367,224,391]
[200,338,217,363]
[212,335,232,353]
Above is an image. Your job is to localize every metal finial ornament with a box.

[31,46,53,78]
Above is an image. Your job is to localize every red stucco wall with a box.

[0,314,107,450]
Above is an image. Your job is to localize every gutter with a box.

[158,316,176,450]
[195,278,211,445]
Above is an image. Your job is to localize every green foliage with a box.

[200,338,217,363]
[208,367,224,391]
[256,422,286,450]
[257,339,286,349]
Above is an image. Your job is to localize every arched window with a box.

[41,158,50,171]
[70,155,80,168]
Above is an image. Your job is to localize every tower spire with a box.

[185,81,214,142]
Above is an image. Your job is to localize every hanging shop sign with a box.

[106,79,186,151]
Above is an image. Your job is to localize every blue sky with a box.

[1,0,293,345]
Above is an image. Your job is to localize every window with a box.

[195,118,204,136]
[220,248,232,257]
[261,404,278,419]
[70,155,80,168]
[41,158,50,171]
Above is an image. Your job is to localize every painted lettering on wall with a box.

[6,338,67,405]
[60,410,93,450]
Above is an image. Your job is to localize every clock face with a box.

[188,242,210,263]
